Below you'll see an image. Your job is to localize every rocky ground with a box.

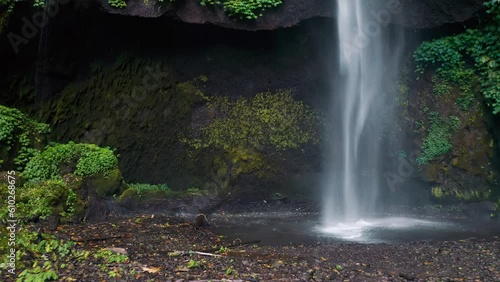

[3,198,499,282]
[4,212,499,282]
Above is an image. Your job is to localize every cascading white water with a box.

[322,0,404,228]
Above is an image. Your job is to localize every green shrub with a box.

[182,90,319,190]
[23,142,118,182]
[414,0,500,114]
[0,105,50,170]
[200,0,282,19]
[0,180,76,222]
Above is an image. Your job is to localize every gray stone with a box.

[97,0,485,31]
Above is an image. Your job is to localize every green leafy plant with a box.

[432,75,452,97]
[414,0,500,114]
[0,105,50,170]
[108,270,118,278]
[0,226,76,281]
[200,0,282,19]
[17,261,58,282]
[60,188,77,218]
[216,246,230,254]
[23,142,118,182]
[187,259,201,269]
[93,249,129,263]
[108,0,127,8]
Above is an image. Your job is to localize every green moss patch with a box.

[417,114,460,165]
[431,185,491,203]
[182,90,319,190]
[116,188,141,209]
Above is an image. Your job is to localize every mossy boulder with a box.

[23,142,125,201]
[88,168,127,199]
[116,188,141,210]
[5,180,69,224]
[139,189,171,201]
[19,141,126,221]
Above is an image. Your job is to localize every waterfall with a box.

[322,0,404,225]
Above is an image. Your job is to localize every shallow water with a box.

[213,212,500,245]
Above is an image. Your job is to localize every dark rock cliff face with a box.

[1,14,332,191]
[98,0,485,30]
[0,0,496,202]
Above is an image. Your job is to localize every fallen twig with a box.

[168,250,223,257]
[191,251,223,257]
[201,240,261,253]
